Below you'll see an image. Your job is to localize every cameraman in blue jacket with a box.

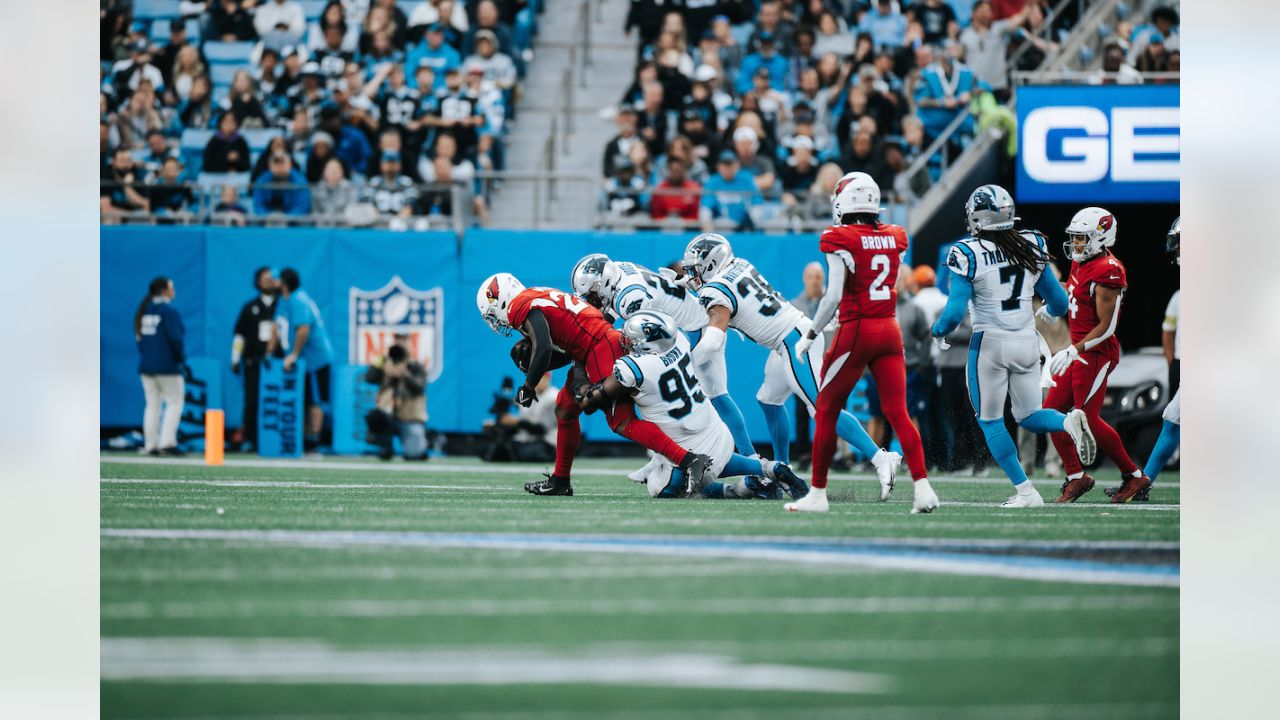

[134,276,186,455]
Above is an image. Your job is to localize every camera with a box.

[489,376,515,418]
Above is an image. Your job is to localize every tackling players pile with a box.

[476,173,1178,511]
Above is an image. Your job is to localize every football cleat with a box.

[524,474,574,496]
[677,453,713,497]
[786,487,829,512]
[628,453,661,483]
[874,451,901,501]
[1109,472,1152,504]
[769,462,810,500]
[739,475,780,499]
[911,478,939,514]
[1104,483,1151,502]
[1063,409,1097,466]
[1001,488,1045,508]
[1055,473,1095,503]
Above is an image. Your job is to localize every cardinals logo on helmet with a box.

[484,277,501,303]
[1097,215,1115,232]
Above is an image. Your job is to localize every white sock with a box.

[1067,472,1084,481]
[1128,469,1145,479]
[807,486,828,498]
[1015,480,1036,496]
[871,449,890,466]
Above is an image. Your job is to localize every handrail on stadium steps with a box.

[1011,71,1181,85]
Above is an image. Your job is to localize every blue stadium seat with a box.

[180,129,216,174]
[242,128,284,154]
[149,19,202,47]
[203,41,255,65]
[133,0,181,21]
[301,0,329,22]
[197,172,252,191]
[209,64,240,89]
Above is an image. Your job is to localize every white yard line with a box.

[100,637,892,694]
[100,455,1182,489]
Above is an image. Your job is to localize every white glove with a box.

[932,335,951,351]
[1037,333,1056,388]
[794,333,814,364]
[1049,345,1088,376]
[1035,305,1056,324]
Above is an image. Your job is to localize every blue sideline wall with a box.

[102,226,834,444]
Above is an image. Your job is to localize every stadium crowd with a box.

[101,0,541,226]
[601,0,1179,229]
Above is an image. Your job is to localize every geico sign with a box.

[1023,107,1179,183]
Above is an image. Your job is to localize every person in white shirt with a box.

[254,0,307,42]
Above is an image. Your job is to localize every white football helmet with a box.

[964,184,1017,236]
[831,171,881,224]
[476,272,525,334]
[1064,207,1117,262]
[681,233,734,285]
[622,310,679,355]
[570,253,624,309]
[1166,216,1180,266]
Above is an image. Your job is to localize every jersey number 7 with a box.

[998,267,1026,312]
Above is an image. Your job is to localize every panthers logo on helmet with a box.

[1097,215,1115,232]
[970,187,997,212]
[581,256,608,275]
[641,319,671,342]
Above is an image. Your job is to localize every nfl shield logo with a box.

[349,276,444,381]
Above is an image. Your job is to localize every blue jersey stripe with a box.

[703,281,738,316]
[958,244,978,281]
[620,356,644,386]
[613,284,650,317]
[966,331,984,415]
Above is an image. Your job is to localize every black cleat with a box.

[677,453,713,498]
[158,447,186,457]
[770,462,810,500]
[1103,484,1151,502]
[524,474,574,496]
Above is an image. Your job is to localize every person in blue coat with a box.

[134,276,186,455]
[701,151,761,231]
[913,48,977,140]
[271,268,335,453]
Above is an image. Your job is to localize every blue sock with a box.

[837,410,881,460]
[759,402,791,464]
[701,481,728,498]
[712,394,756,456]
[1143,421,1181,484]
[1019,409,1067,434]
[979,418,1029,487]
[721,453,765,478]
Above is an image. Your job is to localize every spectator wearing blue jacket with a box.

[701,151,761,231]
[859,0,909,49]
[913,49,976,140]
[271,268,335,453]
[405,23,460,91]
[319,102,373,177]
[253,152,312,216]
[134,276,186,456]
[737,33,790,94]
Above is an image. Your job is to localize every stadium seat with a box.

[203,41,255,65]
[301,0,329,22]
[132,0,181,21]
[180,128,215,174]
[210,64,240,90]
[242,128,284,154]
[196,172,252,192]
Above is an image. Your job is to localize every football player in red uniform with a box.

[1041,207,1150,503]
[477,273,712,496]
[785,172,939,514]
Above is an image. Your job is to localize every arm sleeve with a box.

[1034,270,1070,317]
[809,252,847,335]
[932,273,972,336]
[521,310,554,386]
[697,282,736,316]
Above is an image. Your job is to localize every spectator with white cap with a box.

[463,29,516,90]
[731,125,776,195]
[779,134,819,195]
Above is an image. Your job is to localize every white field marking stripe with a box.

[100,594,1176,621]
[100,529,1180,588]
[101,527,1179,552]
[99,456,1182,489]
[100,638,892,694]
[101,478,479,490]
[942,500,1181,513]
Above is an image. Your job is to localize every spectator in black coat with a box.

[211,0,259,42]
[203,112,252,173]
[602,106,642,177]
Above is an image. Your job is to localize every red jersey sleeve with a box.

[895,227,910,255]
[818,227,846,255]
[1090,254,1128,290]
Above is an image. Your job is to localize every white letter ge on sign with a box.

[1023,107,1109,183]
[1111,107,1180,182]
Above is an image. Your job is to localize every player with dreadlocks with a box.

[932,185,1097,508]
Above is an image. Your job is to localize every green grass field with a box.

[101,454,1179,719]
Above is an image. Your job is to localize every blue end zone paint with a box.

[103,529,1179,588]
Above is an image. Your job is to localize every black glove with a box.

[516,384,537,408]
[510,338,532,373]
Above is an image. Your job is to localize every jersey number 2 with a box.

[998,267,1026,312]
[531,290,589,315]
[868,255,892,301]
[658,355,706,419]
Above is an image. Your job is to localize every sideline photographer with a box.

[363,333,429,460]
[482,373,558,462]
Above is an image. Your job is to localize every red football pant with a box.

[1043,350,1139,476]
[812,318,926,489]
[549,335,688,478]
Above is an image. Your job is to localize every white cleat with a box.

[911,478,939,514]
[873,450,901,501]
[628,452,661,483]
[786,487,829,512]
[1001,488,1045,508]
[1063,409,1097,466]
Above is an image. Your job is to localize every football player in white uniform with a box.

[570,253,760,487]
[576,311,810,500]
[931,185,1097,508]
[680,233,902,492]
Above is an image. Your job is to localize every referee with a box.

[231,267,278,452]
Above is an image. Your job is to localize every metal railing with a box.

[1012,70,1181,85]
